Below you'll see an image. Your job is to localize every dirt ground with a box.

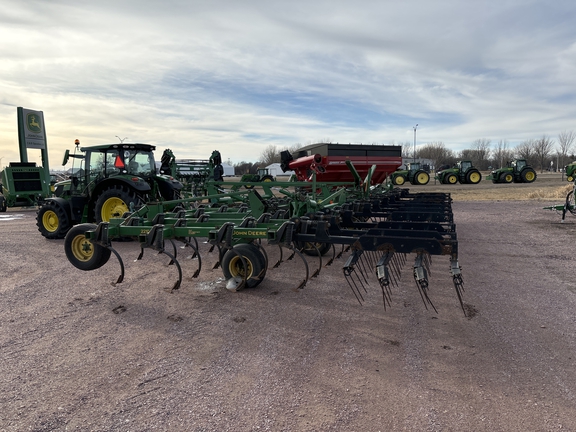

[1,173,576,431]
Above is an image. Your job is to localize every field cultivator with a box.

[64,171,467,315]
[543,181,576,221]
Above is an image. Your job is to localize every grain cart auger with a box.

[62,166,467,315]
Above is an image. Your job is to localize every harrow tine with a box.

[413,252,437,313]
[450,258,466,316]
[343,251,367,304]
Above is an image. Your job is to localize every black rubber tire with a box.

[466,169,482,184]
[566,190,576,216]
[0,196,6,212]
[36,201,71,239]
[93,185,142,223]
[520,168,537,183]
[500,172,513,183]
[221,243,266,288]
[261,175,274,182]
[392,175,405,186]
[64,223,111,271]
[446,174,458,184]
[295,241,332,256]
[413,170,430,185]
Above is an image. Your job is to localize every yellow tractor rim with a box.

[262,178,272,182]
[568,175,574,182]
[71,235,94,262]
[469,172,481,183]
[448,175,457,184]
[525,171,535,181]
[42,210,59,233]
[505,174,513,182]
[417,173,429,184]
[101,197,129,222]
[228,255,253,279]
[395,176,405,185]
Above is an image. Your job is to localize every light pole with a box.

[413,124,418,163]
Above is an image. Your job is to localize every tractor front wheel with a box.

[37,201,71,239]
[94,185,142,223]
[64,223,111,271]
[500,172,513,183]
[392,175,405,186]
[446,174,458,184]
[221,243,267,288]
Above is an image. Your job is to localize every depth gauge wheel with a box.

[37,201,71,239]
[221,243,266,288]
[94,185,143,223]
[64,223,111,271]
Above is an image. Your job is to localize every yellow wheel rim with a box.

[469,172,481,183]
[394,176,405,185]
[228,255,253,278]
[71,235,94,262]
[42,210,59,233]
[448,175,457,184]
[417,173,429,184]
[262,178,272,182]
[525,171,535,181]
[505,174,513,182]
[101,197,129,222]
[568,176,574,182]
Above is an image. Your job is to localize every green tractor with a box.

[564,161,576,182]
[239,168,275,188]
[435,160,482,184]
[36,140,183,239]
[487,159,537,184]
[389,162,430,186]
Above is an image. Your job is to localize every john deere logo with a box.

[27,113,42,133]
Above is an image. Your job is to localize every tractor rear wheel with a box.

[37,201,71,239]
[466,170,482,184]
[221,243,266,288]
[392,175,405,186]
[94,185,143,223]
[412,171,430,185]
[64,223,111,271]
[521,168,536,183]
[446,174,458,184]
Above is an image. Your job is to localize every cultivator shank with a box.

[64,176,466,314]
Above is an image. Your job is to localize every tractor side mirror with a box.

[62,150,70,166]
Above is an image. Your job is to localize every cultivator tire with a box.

[446,174,458,184]
[64,224,111,271]
[37,201,71,239]
[521,169,536,183]
[466,170,481,184]
[222,243,266,288]
[94,185,142,223]
[392,175,405,186]
[500,172,513,183]
[412,171,430,185]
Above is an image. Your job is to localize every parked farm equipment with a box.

[389,162,431,186]
[565,161,576,182]
[435,160,482,184]
[63,161,467,315]
[37,140,183,239]
[543,180,576,221]
[487,159,537,184]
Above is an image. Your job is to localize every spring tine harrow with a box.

[343,250,367,304]
[413,251,436,312]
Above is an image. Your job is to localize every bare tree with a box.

[418,142,455,169]
[557,130,576,169]
[515,139,535,161]
[533,135,555,172]
[472,138,491,169]
[259,145,280,166]
[492,140,513,169]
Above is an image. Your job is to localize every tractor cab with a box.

[458,160,472,172]
[512,159,526,171]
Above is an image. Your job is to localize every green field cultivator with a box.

[63,166,467,315]
[543,180,576,221]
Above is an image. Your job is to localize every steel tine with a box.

[159,249,182,291]
[272,245,284,268]
[108,246,125,286]
[344,268,364,305]
[287,246,309,289]
[325,244,336,266]
[181,238,202,278]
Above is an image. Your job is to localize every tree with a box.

[533,135,554,172]
[472,138,491,170]
[492,140,513,169]
[557,130,575,170]
[417,142,455,169]
[259,145,280,166]
[515,140,535,162]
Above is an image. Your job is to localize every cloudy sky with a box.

[1,0,575,168]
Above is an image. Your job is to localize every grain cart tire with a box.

[222,243,266,288]
[392,175,405,185]
[64,223,111,271]
[446,174,458,184]
[500,172,513,183]
[94,185,142,223]
[466,170,482,184]
[521,168,536,183]
[295,241,332,256]
[0,196,6,212]
[37,201,71,239]
[411,171,430,185]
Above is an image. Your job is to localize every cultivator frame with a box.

[64,171,466,315]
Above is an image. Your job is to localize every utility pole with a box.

[413,124,418,163]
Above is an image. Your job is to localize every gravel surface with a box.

[1,196,576,431]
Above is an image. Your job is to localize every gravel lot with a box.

[1,176,576,431]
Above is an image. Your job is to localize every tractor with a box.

[565,161,576,182]
[487,159,537,184]
[435,160,482,184]
[239,168,275,188]
[36,140,182,239]
[389,162,430,186]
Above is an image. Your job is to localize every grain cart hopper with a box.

[487,159,537,183]
[0,107,51,212]
[435,160,482,184]
[36,140,182,239]
[389,162,430,186]
[280,143,402,184]
[61,162,469,316]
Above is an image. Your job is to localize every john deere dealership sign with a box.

[18,107,47,149]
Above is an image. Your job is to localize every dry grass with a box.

[526,184,573,199]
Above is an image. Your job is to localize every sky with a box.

[1,0,576,169]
